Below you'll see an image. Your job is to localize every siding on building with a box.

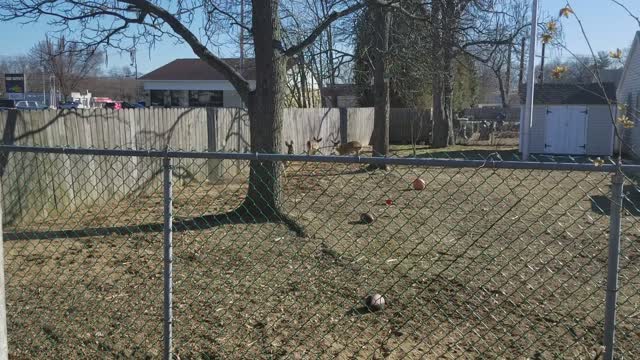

[529,106,547,154]
[586,105,616,156]
[616,31,640,158]
[524,105,615,156]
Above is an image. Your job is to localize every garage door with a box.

[544,105,588,155]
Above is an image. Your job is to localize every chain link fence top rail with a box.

[0,145,638,359]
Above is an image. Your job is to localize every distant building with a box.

[594,68,623,87]
[139,58,257,108]
[322,84,358,107]
[519,82,617,156]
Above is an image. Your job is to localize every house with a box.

[594,69,623,87]
[616,31,640,158]
[519,83,617,156]
[322,84,359,107]
[139,58,257,108]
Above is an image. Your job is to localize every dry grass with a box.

[3,156,640,359]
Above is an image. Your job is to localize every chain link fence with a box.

[0,145,638,359]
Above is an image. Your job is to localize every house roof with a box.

[594,69,623,87]
[139,58,256,81]
[519,82,617,105]
[617,31,640,93]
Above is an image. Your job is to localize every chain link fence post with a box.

[0,178,8,360]
[163,157,174,360]
[603,170,624,360]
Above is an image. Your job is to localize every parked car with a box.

[103,102,122,110]
[0,99,16,110]
[59,101,80,109]
[15,101,47,110]
[121,101,144,109]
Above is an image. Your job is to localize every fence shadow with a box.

[3,209,286,241]
[408,149,521,161]
[407,148,608,164]
[590,185,640,216]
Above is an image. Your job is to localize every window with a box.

[188,90,224,107]
[150,90,166,107]
[170,90,188,107]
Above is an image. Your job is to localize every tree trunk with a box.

[369,6,391,169]
[443,59,455,146]
[430,0,447,148]
[505,42,512,105]
[431,76,448,148]
[431,1,456,148]
[518,37,526,90]
[298,54,308,108]
[496,66,509,109]
[240,0,305,236]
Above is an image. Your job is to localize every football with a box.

[365,293,386,311]
[412,178,426,190]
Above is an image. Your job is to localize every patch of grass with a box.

[3,162,639,358]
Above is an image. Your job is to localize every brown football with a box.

[360,213,375,224]
[365,293,386,311]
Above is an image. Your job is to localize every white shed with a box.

[519,83,617,156]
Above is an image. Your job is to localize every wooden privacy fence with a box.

[0,107,430,225]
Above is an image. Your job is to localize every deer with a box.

[283,140,294,173]
[332,140,363,156]
[285,140,295,155]
[306,137,323,155]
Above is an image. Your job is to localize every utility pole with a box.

[539,41,546,84]
[42,68,46,107]
[239,0,245,75]
[518,37,526,89]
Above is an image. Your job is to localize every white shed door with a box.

[544,105,587,154]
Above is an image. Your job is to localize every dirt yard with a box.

[3,155,639,359]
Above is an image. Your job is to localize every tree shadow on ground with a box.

[407,149,521,161]
[407,148,606,164]
[4,209,300,241]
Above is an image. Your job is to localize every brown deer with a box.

[284,140,294,173]
[332,140,363,156]
[285,140,294,155]
[306,137,323,155]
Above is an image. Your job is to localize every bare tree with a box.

[281,0,358,108]
[29,36,103,99]
[368,5,391,167]
[401,0,530,147]
[478,0,529,108]
[0,0,367,236]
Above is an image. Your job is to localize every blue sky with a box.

[0,0,638,74]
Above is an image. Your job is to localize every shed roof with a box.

[139,58,256,81]
[594,69,623,87]
[519,82,617,105]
